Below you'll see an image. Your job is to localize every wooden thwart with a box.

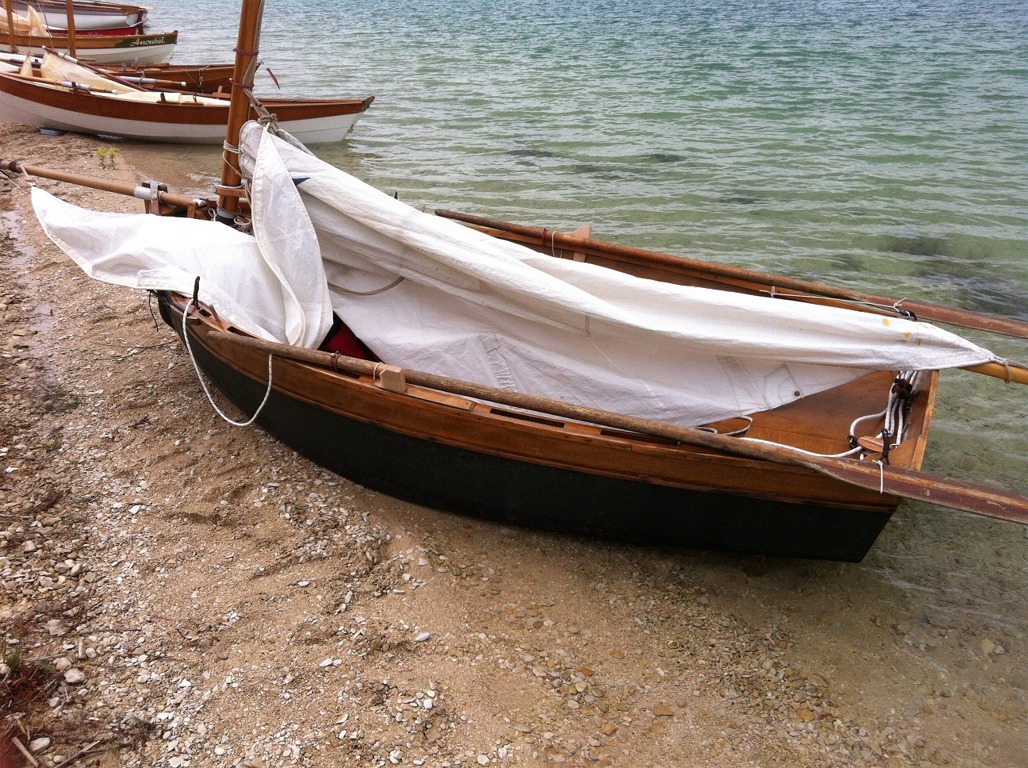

[208,330,1028,525]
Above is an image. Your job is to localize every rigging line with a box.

[762,287,922,320]
[182,295,273,427]
[733,435,865,461]
[328,276,405,296]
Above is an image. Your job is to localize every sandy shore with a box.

[1,122,1025,768]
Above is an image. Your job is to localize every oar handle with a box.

[965,361,1028,385]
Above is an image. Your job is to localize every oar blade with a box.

[808,456,1028,524]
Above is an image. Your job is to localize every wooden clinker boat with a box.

[155,293,940,563]
[10,145,1025,560]
[0,52,373,144]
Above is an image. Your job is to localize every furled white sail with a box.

[38,50,137,93]
[0,6,47,37]
[32,121,998,427]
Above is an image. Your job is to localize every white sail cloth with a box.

[33,122,997,426]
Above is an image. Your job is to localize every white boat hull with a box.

[0,86,368,144]
[38,11,144,31]
[8,1,148,30]
[0,40,176,65]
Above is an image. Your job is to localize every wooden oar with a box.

[207,330,1028,525]
[435,209,1028,340]
[0,159,209,217]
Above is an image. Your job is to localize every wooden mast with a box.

[5,1,17,54]
[216,0,265,224]
[64,0,77,56]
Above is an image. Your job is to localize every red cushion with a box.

[320,318,378,361]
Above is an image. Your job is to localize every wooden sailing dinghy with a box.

[0,49,373,143]
[3,0,1025,561]
[2,3,174,64]
[158,285,941,562]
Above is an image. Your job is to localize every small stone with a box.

[652,704,674,717]
[54,657,73,672]
[63,668,87,684]
[46,619,69,637]
[414,631,431,643]
[477,756,489,766]
[21,540,37,553]
[28,737,51,753]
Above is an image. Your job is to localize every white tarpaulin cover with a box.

[33,121,998,426]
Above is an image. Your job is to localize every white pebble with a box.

[63,668,86,684]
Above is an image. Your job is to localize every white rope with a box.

[182,296,273,427]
